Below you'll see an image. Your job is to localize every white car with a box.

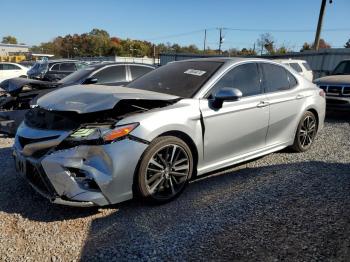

[0,62,28,83]
[275,59,313,82]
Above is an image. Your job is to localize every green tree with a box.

[1,35,18,44]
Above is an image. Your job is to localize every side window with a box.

[261,63,290,92]
[130,66,153,80]
[60,63,76,72]
[212,63,261,97]
[50,64,60,71]
[289,63,302,73]
[92,65,126,84]
[3,64,20,70]
[0,64,3,70]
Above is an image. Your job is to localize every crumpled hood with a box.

[0,77,60,94]
[314,75,350,85]
[36,84,180,113]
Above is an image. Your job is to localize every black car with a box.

[0,63,155,135]
[27,60,87,82]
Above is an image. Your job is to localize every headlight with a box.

[67,123,139,145]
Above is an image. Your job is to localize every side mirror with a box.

[83,77,98,85]
[212,88,242,108]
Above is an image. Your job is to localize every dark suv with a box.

[314,60,350,110]
[27,60,87,82]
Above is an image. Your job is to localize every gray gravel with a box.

[0,112,349,262]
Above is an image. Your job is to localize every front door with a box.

[199,62,269,172]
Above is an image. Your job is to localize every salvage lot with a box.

[0,112,349,261]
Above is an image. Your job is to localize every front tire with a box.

[136,136,193,203]
[292,111,318,152]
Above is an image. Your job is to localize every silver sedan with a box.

[13,58,326,206]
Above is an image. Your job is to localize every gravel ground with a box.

[0,112,349,262]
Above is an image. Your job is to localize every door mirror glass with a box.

[212,88,242,108]
[83,77,98,84]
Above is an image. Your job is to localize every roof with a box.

[84,62,156,69]
[173,57,269,65]
[274,58,307,63]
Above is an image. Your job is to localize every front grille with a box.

[319,85,350,97]
[18,135,59,148]
[26,161,57,200]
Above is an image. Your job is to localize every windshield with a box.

[127,61,223,98]
[59,67,95,85]
[332,61,350,75]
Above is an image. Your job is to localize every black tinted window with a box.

[130,66,153,80]
[212,63,261,97]
[287,70,298,88]
[332,61,350,75]
[51,64,60,71]
[261,63,290,92]
[93,65,126,84]
[289,63,302,72]
[127,61,223,98]
[60,63,76,71]
[302,62,311,71]
[2,64,20,70]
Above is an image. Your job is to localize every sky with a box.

[1,0,349,51]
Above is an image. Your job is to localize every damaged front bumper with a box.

[14,123,148,207]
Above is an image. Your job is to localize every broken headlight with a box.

[66,123,139,145]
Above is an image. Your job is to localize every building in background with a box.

[0,43,29,56]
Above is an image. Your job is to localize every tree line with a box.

[1,29,348,58]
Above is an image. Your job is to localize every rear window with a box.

[127,61,223,98]
[302,62,311,71]
[289,63,302,73]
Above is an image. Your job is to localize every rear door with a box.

[260,62,303,146]
[199,62,269,169]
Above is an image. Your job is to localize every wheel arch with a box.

[157,130,199,177]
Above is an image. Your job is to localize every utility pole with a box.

[218,28,224,54]
[313,0,332,50]
[203,29,207,53]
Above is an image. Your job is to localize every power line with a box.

[146,27,349,42]
[223,27,349,33]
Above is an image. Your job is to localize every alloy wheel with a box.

[299,115,317,148]
[145,144,190,200]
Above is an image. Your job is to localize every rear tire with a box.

[292,111,318,152]
[136,136,193,203]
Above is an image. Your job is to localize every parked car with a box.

[0,63,155,135]
[313,59,350,110]
[27,60,87,82]
[0,62,28,83]
[275,59,313,81]
[13,58,325,207]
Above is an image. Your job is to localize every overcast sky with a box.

[2,0,349,50]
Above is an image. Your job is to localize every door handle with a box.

[257,101,269,108]
[296,94,304,100]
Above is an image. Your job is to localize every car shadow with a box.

[78,161,350,261]
[325,110,350,124]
